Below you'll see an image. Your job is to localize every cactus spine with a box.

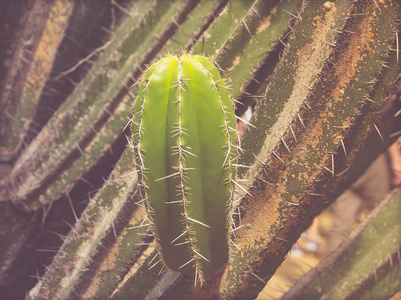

[132,54,237,283]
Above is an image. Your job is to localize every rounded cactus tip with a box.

[131,54,238,283]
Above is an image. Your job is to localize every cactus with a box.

[132,54,237,282]
[0,0,401,299]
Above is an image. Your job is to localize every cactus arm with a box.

[0,0,74,161]
[111,54,239,296]
[283,187,401,300]
[133,55,236,282]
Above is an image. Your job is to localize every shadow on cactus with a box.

[131,54,237,284]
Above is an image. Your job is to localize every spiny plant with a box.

[0,0,401,299]
[131,54,237,283]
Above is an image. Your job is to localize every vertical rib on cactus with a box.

[132,54,236,282]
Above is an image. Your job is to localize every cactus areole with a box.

[132,54,237,282]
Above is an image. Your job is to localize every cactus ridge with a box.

[132,54,237,283]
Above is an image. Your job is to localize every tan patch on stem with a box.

[227,56,241,71]
[255,7,276,34]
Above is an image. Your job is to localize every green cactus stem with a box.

[132,54,237,283]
